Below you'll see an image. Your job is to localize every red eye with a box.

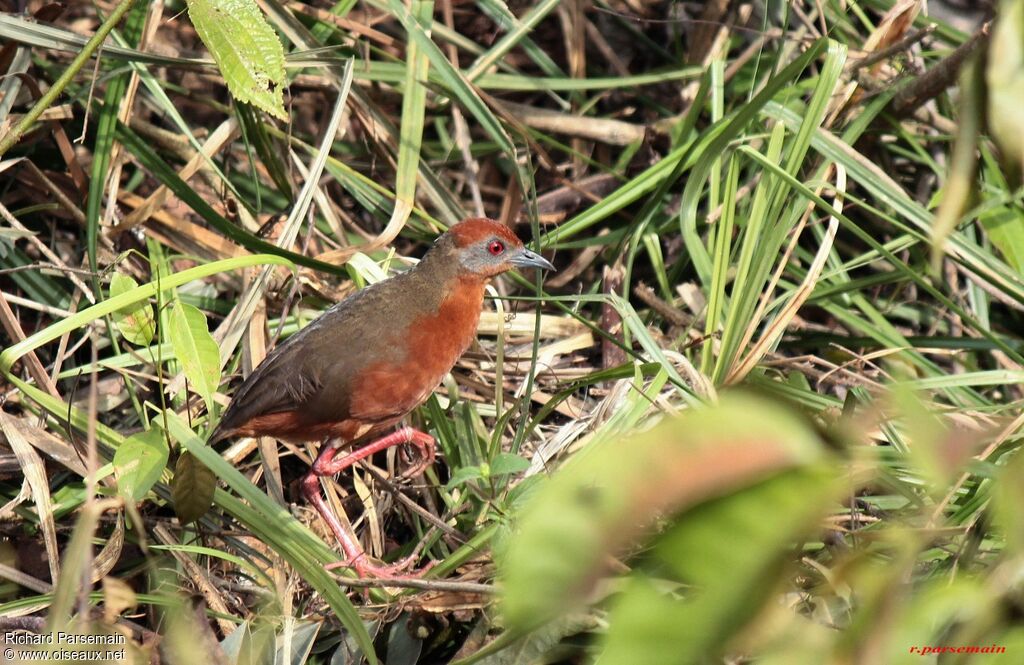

[488,240,505,255]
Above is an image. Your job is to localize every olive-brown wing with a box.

[209,270,434,442]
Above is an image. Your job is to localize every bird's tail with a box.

[206,421,231,445]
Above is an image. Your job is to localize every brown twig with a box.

[889,22,992,118]
[285,1,397,49]
[333,575,495,594]
[601,261,627,369]
[361,463,463,540]
[633,282,692,327]
[847,26,936,72]
[0,291,62,399]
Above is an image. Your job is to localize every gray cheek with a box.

[460,252,489,272]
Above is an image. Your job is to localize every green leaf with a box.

[185,0,287,119]
[109,273,156,346]
[500,393,831,631]
[171,451,217,524]
[979,158,1024,273]
[983,208,1024,274]
[600,468,835,665]
[446,466,484,489]
[472,615,596,665]
[113,428,169,503]
[489,453,530,478]
[168,301,221,416]
[988,0,1024,179]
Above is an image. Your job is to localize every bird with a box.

[208,218,554,577]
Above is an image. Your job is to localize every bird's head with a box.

[445,218,555,278]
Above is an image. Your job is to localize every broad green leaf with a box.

[277,620,321,665]
[109,273,155,346]
[171,451,216,524]
[489,453,530,478]
[988,0,1024,178]
[168,301,221,415]
[113,428,169,503]
[500,393,830,630]
[601,468,835,665]
[185,0,286,119]
[385,614,422,665]
[447,466,484,489]
[979,195,1024,274]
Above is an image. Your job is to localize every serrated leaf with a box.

[109,273,155,346]
[172,451,216,524]
[185,0,287,119]
[112,428,168,503]
[168,301,221,415]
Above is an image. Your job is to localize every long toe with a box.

[326,553,435,579]
[356,558,436,580]
[400,457,432,479]
[400,440,436,479]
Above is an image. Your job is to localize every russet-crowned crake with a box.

[209,218,554,577]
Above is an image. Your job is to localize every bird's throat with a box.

[347,274,487,421]
[404,273,487,385]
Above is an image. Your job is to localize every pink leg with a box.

[301,427,436,578]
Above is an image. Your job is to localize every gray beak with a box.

[509,248,556,271]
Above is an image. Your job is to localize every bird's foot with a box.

[327,551,436,579]
[398,429,436,479]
